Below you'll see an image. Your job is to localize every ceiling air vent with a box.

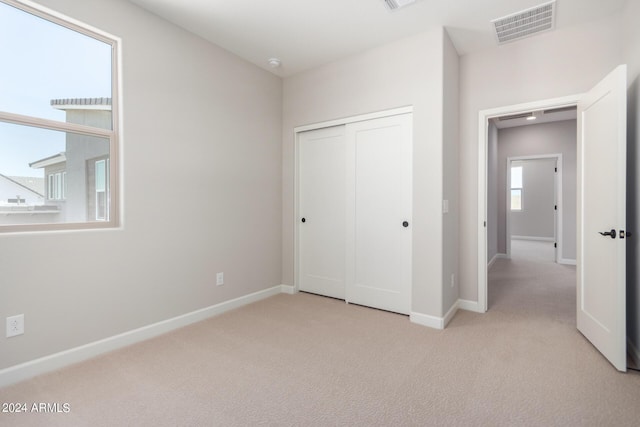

[382,0,417,11]
[491,1,556,44]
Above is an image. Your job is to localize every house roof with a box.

[51,98,112,111]
[0,173,44,198]
[29,152,67,169]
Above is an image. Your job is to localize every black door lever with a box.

[599,229,617,239]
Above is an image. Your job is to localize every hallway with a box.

[489,240,575,324]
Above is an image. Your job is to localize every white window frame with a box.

[48,174,54,200]
[62,171,66,200]
[95,159,107,221]
[0,0,120,233]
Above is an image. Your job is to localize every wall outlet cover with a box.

[7,314,24,338]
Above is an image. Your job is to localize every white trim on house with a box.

[477,94,582,313]
[0,285,292,388]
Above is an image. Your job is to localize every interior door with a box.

[298,126,346,299]
[577,64,627,371]
[346,113,412,314]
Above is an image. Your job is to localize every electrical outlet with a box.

[6,314,24,338]
[216,272,224,286]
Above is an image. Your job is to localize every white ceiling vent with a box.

[491,1,556,44]
[382,0,417,12]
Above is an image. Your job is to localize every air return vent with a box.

[491,1,556,44]
[382,0,416,11]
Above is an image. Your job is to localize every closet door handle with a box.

[301,218,306,223]
[402,221,409,228]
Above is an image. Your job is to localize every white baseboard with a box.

[458,299,484,313]
[558,258,577,266]
[0,285,288,388]
[628,338,640,369]
[410,299,486,329]
[280,284,296,294]
[488,253,507,270]
[410,301,461,330]
[442,300,459,328]
[511,235,555,242]
[410,311,445,330]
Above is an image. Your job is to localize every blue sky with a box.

[0,1,111,177]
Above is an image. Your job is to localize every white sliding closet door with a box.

[298,126,346,299]
[346,114,412,314]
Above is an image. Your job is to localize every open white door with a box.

[577,65,627,371]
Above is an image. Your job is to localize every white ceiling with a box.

[127,0,627,77]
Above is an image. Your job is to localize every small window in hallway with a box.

[510,165,523,211]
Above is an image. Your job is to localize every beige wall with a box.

[459,14,625,302]
[442,31,460,314]
[0,0,282,370]
[282,29,449,317]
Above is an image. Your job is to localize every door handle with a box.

[301,217,306,223]
[598,229,617,239]
[402,221,409,228]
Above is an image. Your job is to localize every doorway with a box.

[476,95,580,313]
[476,65,628,372]
[506,155,562,264]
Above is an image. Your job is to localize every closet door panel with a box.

[346,114,412,314]
[298,126,346,299]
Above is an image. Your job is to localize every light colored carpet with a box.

[1,248,640,426]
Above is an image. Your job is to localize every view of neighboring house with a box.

[0,97,111,225]
[0,173,45,206]
[0,172,58,225]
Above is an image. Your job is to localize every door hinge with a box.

[554,242,557,248]
[554,167,557,172]
[484,221,487,227]
[554,205,557,210]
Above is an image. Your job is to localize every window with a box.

[0,0,119,232]
[47,171,66,200]
[92,158,109,221]
[510,165,523,211]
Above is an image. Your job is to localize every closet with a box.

[297,112,412,314]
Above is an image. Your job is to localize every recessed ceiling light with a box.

[268,58,281,68]
[382,0,417,12]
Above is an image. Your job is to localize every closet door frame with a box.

[293,106,413,294]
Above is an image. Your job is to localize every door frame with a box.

[293,106,413,294]
[477,95,581,312]
[506,154,562,263]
